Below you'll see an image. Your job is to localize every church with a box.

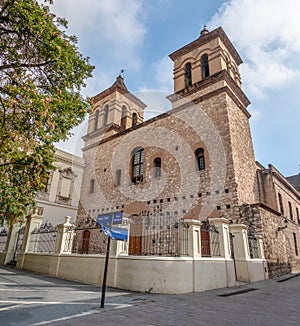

[77,26,300,287]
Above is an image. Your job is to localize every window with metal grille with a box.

[195,148,205,170]
[132,148,144,184]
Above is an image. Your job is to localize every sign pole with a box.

[100,235,111,308]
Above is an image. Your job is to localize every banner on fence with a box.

[101,224,128,242]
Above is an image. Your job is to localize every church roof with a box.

[286,174,300,192]
[92,75,147,109]
[169,27,243,66]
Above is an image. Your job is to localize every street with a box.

[0,266,299,325]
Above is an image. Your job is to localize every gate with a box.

[0,228,8,252]
[200,222,220,257]
[13,226,25,262]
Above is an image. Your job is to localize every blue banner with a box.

[111,226,128,241]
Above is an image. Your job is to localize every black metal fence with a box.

[70,218,107,255]
[13,226,25,261]
[28,222,57,253]
[0,228,8,252]
[200,222,221,257]
[129,214,189,257]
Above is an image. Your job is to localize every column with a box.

[55,216,75,254]
[16,212,43,269]
[229,224,250,260]
[185,219,201,257]
[208,217,231,259]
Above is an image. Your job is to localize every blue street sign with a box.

[97,213,112,226]
[97,211,123,226]
[112,211,123,224]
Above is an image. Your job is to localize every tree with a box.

[0,0,94,227]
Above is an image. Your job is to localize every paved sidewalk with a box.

[1,266,299,325]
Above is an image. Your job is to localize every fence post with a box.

[185,219,201,257]
[16,210,43,269]
[208,217,231,259]
[110,218,131,257]
[55,216,74,254]
[2,224,21,265]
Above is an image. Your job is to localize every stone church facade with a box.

[77,27,300,279]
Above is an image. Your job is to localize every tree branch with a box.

[0,59,56,71]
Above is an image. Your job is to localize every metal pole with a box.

[100,235,111,308]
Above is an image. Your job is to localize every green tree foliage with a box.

[0,0,93,226]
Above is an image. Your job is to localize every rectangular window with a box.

[288,201,293,221]
[278,193,284,215]
[296,207,299,225]
[293,233,298,256]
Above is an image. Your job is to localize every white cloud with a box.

[51,0,146,70]
[209,0,300,98]
[152,56,173,92]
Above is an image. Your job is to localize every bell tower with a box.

[170,26,242,92]
[169,27,258,206]
[83,74,147,150]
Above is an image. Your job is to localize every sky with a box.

[52,0,300,177]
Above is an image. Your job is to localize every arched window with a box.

[201,54,210,78]
[154,157,161,178]
[103,104,109,126]
[132,147,144,184]
[195,148,205,171]
[121,106,127,129]
[94,110,99,131]
[184,62,192,87]
[89,179,95,194]
[132,112,137,127]
[116,169,121,187]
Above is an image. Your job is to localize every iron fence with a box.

[13,226,25,261]
[200,222,221,257]
[129,214,189,257]
[28,222,57,253]
[0,228,8,252]
[70,218,107,254]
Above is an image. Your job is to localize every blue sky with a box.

[52,0,300,177]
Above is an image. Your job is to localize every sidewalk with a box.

[1,266,299,325]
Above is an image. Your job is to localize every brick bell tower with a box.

[169,26,258,208]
